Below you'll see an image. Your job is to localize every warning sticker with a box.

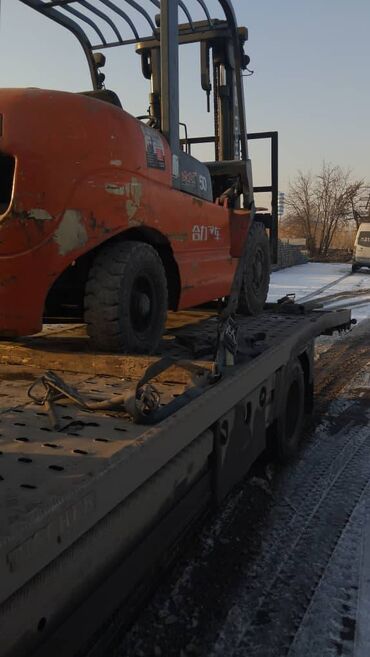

[141,125,166,170]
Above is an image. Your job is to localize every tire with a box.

[352,263,360,273]
[84,241,168,353]
[275,359,305,463]
[238,221,271,315]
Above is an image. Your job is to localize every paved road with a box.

[116,320,370,657]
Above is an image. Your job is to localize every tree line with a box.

[282,163,369,257]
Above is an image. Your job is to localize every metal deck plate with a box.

[0,307,351,610]
[0,371,187,542]
[0,309,347,538]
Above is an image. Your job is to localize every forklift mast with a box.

[20,0,254,207]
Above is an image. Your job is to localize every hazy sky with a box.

[0,0,369,198]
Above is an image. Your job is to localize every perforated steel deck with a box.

[0,308,351,547]
[0,308,350,539]
[0,306,352,657]
[0,373,199,530]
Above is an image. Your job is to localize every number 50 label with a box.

[199,175,208,193]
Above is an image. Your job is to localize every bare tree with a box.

[285,163,367,257]
[285,171,318,255]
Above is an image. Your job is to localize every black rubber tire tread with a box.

[84,240,168,353]
[238,221,271,316]
[352,263,360,273]
[275,358,305,463]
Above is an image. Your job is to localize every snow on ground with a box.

[268,262,351,302]
[268,262,370,324]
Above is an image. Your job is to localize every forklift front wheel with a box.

[238,221,270,315]
[84,240,168,353]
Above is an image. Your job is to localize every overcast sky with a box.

[0,0,368,198]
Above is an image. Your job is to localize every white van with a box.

[352,222,370,272]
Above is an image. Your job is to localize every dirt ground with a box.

[115,319,370,657]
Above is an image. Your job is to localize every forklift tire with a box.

[84,240,168,353]
[275,359,305,463]
[352,263,360,273]
[238,221,271,315]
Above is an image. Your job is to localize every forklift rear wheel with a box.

[238,221,270,315]
[84,241,168,353]
[275,359,305,463]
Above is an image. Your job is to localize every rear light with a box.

[0,153,15,215]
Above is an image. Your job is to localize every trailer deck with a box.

[0,306,351,657]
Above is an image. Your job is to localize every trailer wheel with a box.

[84,241,168,353]
[238,221,270,315]
[275,359,305,462]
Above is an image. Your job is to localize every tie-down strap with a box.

[28,357,218,429]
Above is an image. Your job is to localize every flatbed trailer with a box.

[0,304,351,657]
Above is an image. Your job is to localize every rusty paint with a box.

[53,210,88,255]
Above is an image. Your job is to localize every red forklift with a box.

[0,0,278,352]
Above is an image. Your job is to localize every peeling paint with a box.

[126,200,137,220]
[105,184,126,196]
[28,209,53,221]
[110,160,122,167]
[129,178,142,207]
[53,210,88,256]
[128,217,144,227]
[105,177,143,221]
